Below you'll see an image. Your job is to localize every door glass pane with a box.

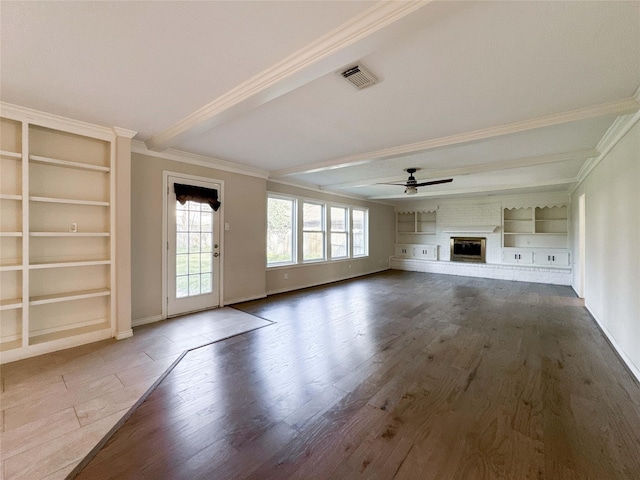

[176,200,214,298]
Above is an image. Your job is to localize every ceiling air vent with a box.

[341,64,378,90]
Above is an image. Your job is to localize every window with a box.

[330,206,349,259]
[303,202,325,261]
[267,196,295,265]
[266,193,369,267]
[352,208,368,257]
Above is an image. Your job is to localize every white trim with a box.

[268,178,394,206]
[115,329,133,340]
[391,258,572,285]
[271,98,640,178]
[0,102,116,141]
[586,303,640,384]
[133,140,268,179]
[132,315,164,328]
[29,317,108,338]
[266,268,389,296]
[112,127,137,139]
[162,171,225,319]
[0,328,113,364]
[224,294,268,306]
[574,110,640,188]
[145,1,429,152]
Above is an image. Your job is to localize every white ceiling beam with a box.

[271,97,639,178]
[321,148,598,189]
[368,178,579,200]
[145,0,431,152]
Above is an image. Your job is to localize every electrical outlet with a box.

[69,222,78,233]
[284,273,288,280]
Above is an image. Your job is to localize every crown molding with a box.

[0,102,118,141]
[267,177,394,206]
[112,127,137,139]
[145,0,429,152]
[131,140,269,179]
[574,109,640,187]
[272,97,640,178]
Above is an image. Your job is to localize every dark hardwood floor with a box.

[71,271,640,479]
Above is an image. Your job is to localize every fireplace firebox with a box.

[450,237,486,263]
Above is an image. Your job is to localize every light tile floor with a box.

[0,308,272,480]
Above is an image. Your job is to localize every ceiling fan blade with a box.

[376,182,410,186]
[414,178,453,187]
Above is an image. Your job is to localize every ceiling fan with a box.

[380,168,453,195]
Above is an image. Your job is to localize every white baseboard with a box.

[586,303,640,384]
[224,294,267,306]
[266,268,389,296]
[132,315,164,328]
[116,329,134,340]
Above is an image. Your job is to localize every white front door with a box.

[167,175,221,317]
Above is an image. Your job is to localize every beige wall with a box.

[570,119,640,380]
[266,182,395,294]
[131,153,267,322]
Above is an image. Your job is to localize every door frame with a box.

[577,193,586,299]
[162,171,225,319]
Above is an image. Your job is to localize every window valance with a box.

[174,183,221,211]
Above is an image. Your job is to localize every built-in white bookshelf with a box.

[0,107,120,362]
[395,210,438,260]
[502,206,568,248]
[502,205,570,267]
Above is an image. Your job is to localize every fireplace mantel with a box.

[441,225,498,233]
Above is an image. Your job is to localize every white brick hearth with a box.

[390,257,572,285]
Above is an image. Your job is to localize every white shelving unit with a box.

[502,206,568,248]
[0,107,123,363]
[502,205,570,267]
[395,210,438,260]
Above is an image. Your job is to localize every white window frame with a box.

[351,207,369,258]
[302,200,326,263]
[329,204,350,260]
[266,192,370,268]
[266,194,297,267]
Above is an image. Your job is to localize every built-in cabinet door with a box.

[533,251,570,267]
[502,249,533,265]
[413,245,437,260]
[395,245,412,257]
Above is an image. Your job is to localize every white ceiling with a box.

[2,1,639,203]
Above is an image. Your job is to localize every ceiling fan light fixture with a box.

[405,186,418,195]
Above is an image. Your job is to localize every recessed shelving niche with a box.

[0,107,120,363]
[502,206,568,248]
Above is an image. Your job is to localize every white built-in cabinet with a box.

[502,206,568,247]
[502,205,570,267]
[0,106,126,363]
[395,211,438,260]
